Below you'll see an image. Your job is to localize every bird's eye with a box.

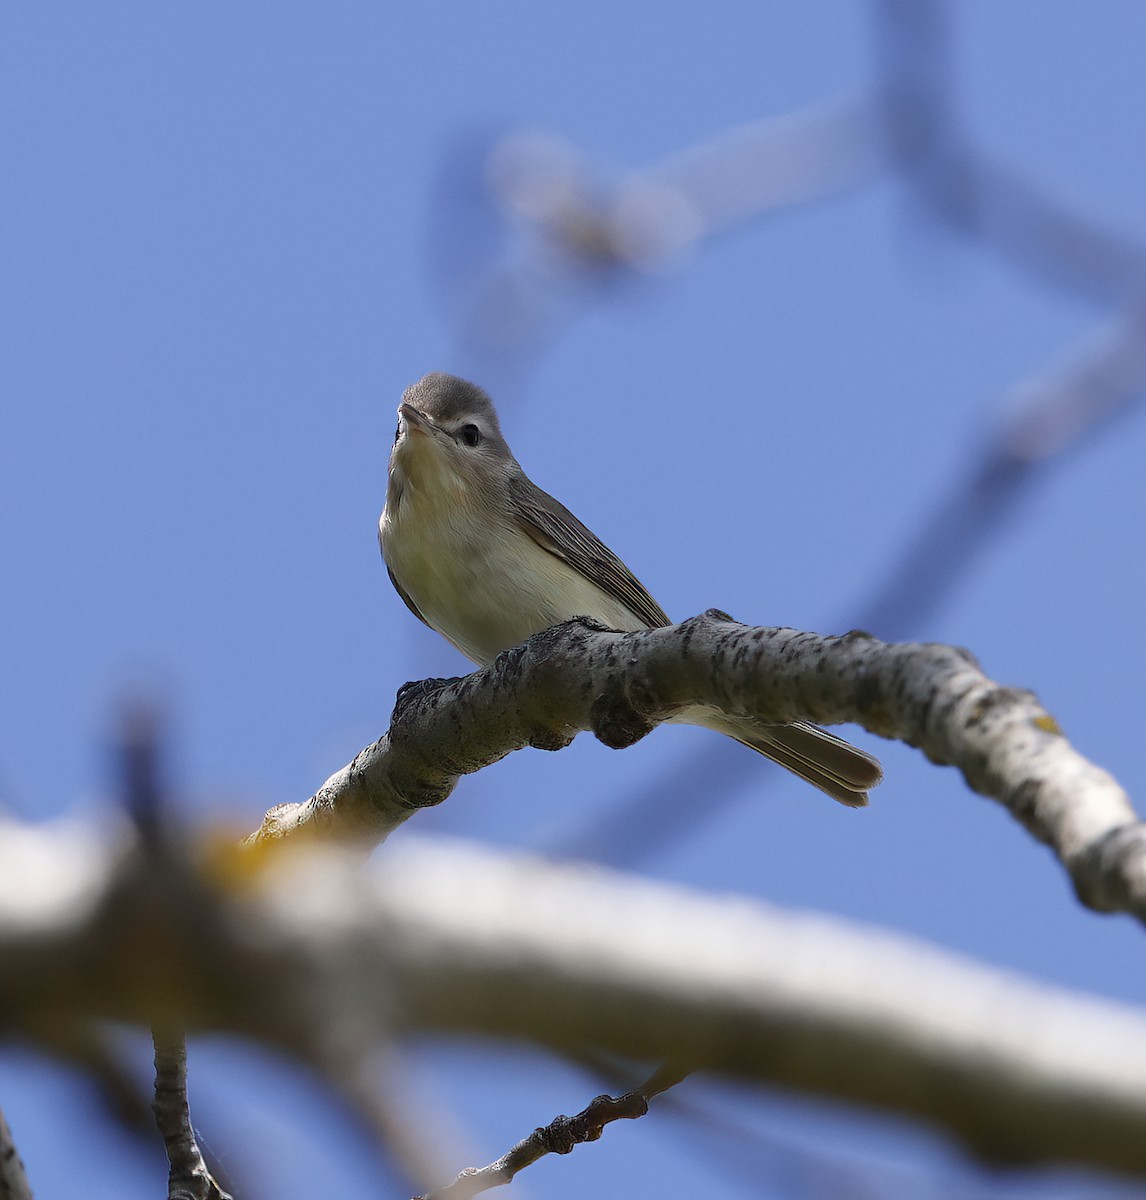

[459,424,482,447]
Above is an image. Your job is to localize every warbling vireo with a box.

[379,372,882,806]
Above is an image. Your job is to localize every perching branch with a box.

[249,611,1146,923]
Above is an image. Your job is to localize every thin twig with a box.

[152,1029,233,1200]
[118,709,234,1200]
[417,1062,690,1200]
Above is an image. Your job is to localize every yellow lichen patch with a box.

[1033,714,1062,736]
[195,826,282,892]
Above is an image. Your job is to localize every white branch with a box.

[4,823,1146,1176]
[249,613,1146,923]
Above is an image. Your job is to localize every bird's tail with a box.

[685,711,883,807]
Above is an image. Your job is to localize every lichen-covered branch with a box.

[249,612,1146,922]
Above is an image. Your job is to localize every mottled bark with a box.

[249,612,1146,922]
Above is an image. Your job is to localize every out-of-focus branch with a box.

[443,0,1146,359]
[322,1048,451,1195]
[5,831,1146,1176]
[0,1107,33,1200]
[856,307,1146,637]
[250,612,1146,921]
[433,95,892,371]
[115,707,234,1200]
[418,1061,689,1200]
[875,0,1146,306]
[558,307,1146,867]
[30,1023,155,1138]
[854,0,1146,639]
[484,95,889,277]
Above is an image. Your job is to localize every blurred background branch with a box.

[6,827,1146,1180]
[420,0,1146,865]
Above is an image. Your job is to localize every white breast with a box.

[381,474,644,667]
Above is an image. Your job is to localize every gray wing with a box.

[508,473,671,630]
[385,560,432,630]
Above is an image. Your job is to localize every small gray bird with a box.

[379,372,882,806]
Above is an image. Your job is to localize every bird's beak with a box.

[398,402,439,439]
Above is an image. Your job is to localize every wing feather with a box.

[507,474,670,630]
[386,560,432,630]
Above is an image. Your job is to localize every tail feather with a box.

[762,721,883,790]
[685,711,882,808]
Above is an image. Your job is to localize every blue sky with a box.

[3,3,1146,1197]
